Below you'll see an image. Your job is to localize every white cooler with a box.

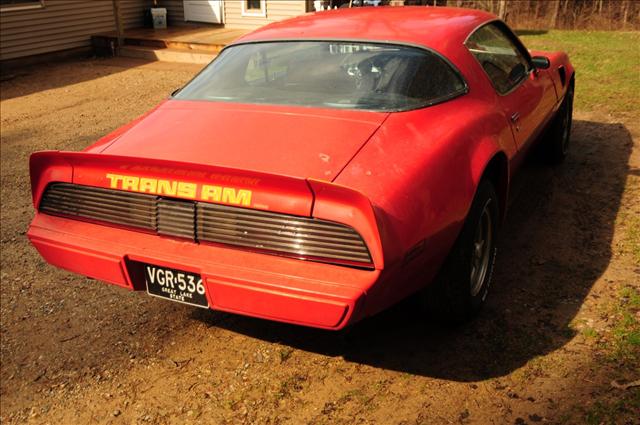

[151,8,167,29]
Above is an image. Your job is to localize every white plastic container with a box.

[151,8,167,29]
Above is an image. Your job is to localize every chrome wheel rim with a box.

[470,201,493,297]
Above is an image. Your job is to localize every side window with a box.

[465,23,530,94]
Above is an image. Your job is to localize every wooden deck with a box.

[92,25,250,55]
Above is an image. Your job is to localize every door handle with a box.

[510,112,520,123]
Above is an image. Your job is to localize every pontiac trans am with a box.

[28,7,574,329]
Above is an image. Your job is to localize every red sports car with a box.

[28,7,574,329]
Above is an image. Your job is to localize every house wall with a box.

[157,1,310,28]
[0,0,151,61]
[224,1,308,30]
[158,0,184,26]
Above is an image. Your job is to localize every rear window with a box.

[174,41,466,112]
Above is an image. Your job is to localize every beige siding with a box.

[224,0,307,30]
[158,1,309,28]
[157,0,185,26]
[0,0,151,61]
[121,0,153,28]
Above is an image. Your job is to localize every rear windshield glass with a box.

[174,41,466,112]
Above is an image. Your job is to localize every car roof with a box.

[234,6,496,52]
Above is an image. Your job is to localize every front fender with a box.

[532,50,575,102]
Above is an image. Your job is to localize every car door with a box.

[466,22,556,152]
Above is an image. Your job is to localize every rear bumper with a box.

[28,214,380,329]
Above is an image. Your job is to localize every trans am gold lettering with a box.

[222,187,252,206]
[157,180,177,196]
[201,185,252,206]
[122,176,139,191]
[138,178,157,194]
[201,185,222,202]
[177,182,197,199]
[106,173,124,189]
[105,173,252,206]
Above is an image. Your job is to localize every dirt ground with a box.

[1,57,638,425]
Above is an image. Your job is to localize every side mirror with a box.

[531,56,551,70]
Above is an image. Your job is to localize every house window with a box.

[0,0,44,12]
[241,0,266,17]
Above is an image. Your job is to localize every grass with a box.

[517,30,640,116]
[608,286,640,363]
[516,31,640,423]
[518,30,640,266]
[582,327,599,339]
[625,211,640,266]
[582,390,640,425]
[572,285,640,424]
[525,23,639,374]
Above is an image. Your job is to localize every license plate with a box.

[144,264,208,308]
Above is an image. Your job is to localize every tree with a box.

[498,0,507,20]
[550,0,561,28]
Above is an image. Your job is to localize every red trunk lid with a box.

[98,100,388,182]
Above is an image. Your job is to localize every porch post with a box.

[112,0,124,51]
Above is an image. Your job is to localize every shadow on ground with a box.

[195,119,633,381]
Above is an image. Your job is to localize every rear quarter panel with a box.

[334,95,515,315]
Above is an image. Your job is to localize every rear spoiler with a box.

[30,151,384,268]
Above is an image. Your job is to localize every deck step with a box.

[118,45,215,64]
[123,37,225,53]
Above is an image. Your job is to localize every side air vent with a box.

[558,66,566,87]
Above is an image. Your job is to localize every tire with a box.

[421,179,499,324]
[546,81,574,164]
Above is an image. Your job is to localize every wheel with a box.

[546,81,574,164]
[421,179,499,324]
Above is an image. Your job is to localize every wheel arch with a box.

[478,151,509,223]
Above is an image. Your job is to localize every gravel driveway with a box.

[1,57,638,424]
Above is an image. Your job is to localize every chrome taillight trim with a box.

[39,183,373,267]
